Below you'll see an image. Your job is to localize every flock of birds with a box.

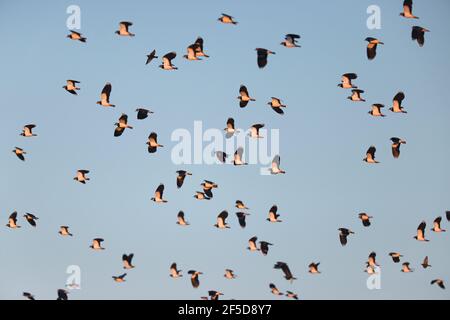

[6,1,448,300]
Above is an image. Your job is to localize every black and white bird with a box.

[247,236,259,251]
[401,262,413,273]
[414,221,429,241]
[147,132,163,153]
[112,273,127,283]
[421,256,431,269]
[176,170,191,189]
[400,0,419,19]
[63,80,80,95]
[12,147,26,161]
[145,50,158,65]
[255,48,275,69]
[115,21,135,36]
[122,254,135,269]
[390,137,406,159]
[21,124,37,137]
[214,210,230,229]
[412,26,429,47]
[431,279,445,289]
[363,146,379,164]
[365,37,384,60]
[90,238,105,250]
[114,114,133,137]
[368,104,386,117]
[338,228,355,246]
[224,118,237,138]
[338,73,358,89]
[238,85,255,108]
[235,200,249,210]
[390,92,408,114]
[281,34,301,48]
[57,289,69,300]
[67,30,86,42]
[358,213,373,227]
[159,52,178,70]
[367,252,379,267]
[215,151,228,164]
[74,170,90,184]
[176,211,190,226]
[249,124,264,139]
[308,262,321,274]
[224,269,237,279]
[184,44,201,61]
[194,191,210,200]
[136,108,153,120]
[389,252,403,263]
[233,147,248,166]
[431,216,446,232]
[268,97,286,115]
[218,13,238,25]
[6,212,20,228]
[259,241,273,256]
[170,263,182,278]
[286,291,299,300]
[267,205,282,223]
[201,180,218,198]
[274,261,297,282]
[188,270,203,288]
[24,213,38,227]
[207,291,223,300]
[96,83,115,107]
[194,37,209,58]
[236,212,250,228]
[269,283,283,296]
[59,226,73,237]
[151,184,167,203]
[270,155,286,174]
[347,89,366,102]
[23,292,35,300]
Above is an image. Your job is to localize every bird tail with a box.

[80,38,87,42]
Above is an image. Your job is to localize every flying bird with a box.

[170,263,182,278]
[338,73,358,89]
[235,200,249,210]
[215,151,228,164]
[176,170,192,188]
[24,213,38,227]
[63,80,80,95]
[308,262,321,274]
[347,89,366,102]
[267,205,282,223]
[74,170,90,184]
[233,147,248,166]
[414,221,429,241]
[194,191,210,200]
[247,236,259,251]
[269,283,283,296]
[268,97,286,115]
[358,213,373,227]
[412,26,429,47]
[188,270,203,288]
[159,52,178,70]
[249,124,264,139]
[207,291,224,300]
[176,211,190,226]
[114,114,133,137]
[224,118,237,138]
[184,44,201,60]
[236,212,250,228]
[90,238,105,250]
[431,279,445,289]
[259,241,273,256]
[421,256,431,269]
[147,132,163,153]
[365,37,384,60]
[115,21,135,36]
[21,124,37,137]
[274,261,297,282]
[367,252,379,267]
[136,108,153,120]
[67,30,86,42]
[23,292,35,300]
[145,49,158,65]
[122,254,135,269]
[338,228,354,246]
[391,137,406,159]
[286,291,299,300]
[96,83,115,107]
[400,0,419,19]
[57,289,68,300]
[201,180,218,198]
[6,211,21,229]
[389,252,403,263]
[401,262,413,273]
[368,104,386,117]
[431,216,446,232]
[256,48,275,69]
[194,37,209,58]
[270,155,286,174]
[390,92,407,113]
[224,269,237,279]
[214,210,230,229]
[112,273,127,282]
[281,34,301,48]
[12,147,26,161]
[59,226,73,237]
[238,85,255,108]
[151,184,167,203]
[363,146,379,164]
[218,13,238,25]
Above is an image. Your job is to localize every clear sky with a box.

[0,0,449,300]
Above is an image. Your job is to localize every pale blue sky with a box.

[0,0,449,299]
